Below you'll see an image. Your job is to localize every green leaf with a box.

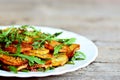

[56,39,69,43]
[21,69,29,72]
[45,67,55,72]
[0,64,2,67]
[28,61,34,66]
[0,49,9,55]
[33,56,45,64]
[16,44,21,54]
[12,54,45,65]
[53,32,62,37]
[8,66,17,73]
[71,51,86,61]
[37,68,45,72]
[53,44,63,55]
[5,40,12,47]
[67,61,75,65]
[64,38,76,45]
[32,42,40,49]
[2,27,13,36]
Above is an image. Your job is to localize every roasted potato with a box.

[24,48,52,59]
[0,54,27,66]
[52,53,68,67]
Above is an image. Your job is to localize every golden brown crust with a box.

[24,48,53,59]
[52,53,68,67]
[0,54,28,66]
[66,44,80,58]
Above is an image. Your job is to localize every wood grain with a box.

[0,0,120,80]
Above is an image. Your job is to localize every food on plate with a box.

[0,25,86,73]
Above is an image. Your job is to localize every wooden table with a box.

[0,0,120,80]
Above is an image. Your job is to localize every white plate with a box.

[0,26,98,77]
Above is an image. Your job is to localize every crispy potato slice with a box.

[28,60,52,70]
[21,43,33,52]
[0,54,27,66]
[59,45,70,53]
[24,48,52,59]
[4,43,33,53]
[69,44,80,51]
[44,40,60,51]
[4,44,16,53]
[45,41,70,53]
[17,64,28,71]
[44,43,54,51]
[50,40,61,47]
[52,53,68,67]
[22,36,33,44]
[66,44,80,58]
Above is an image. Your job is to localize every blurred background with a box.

[0,0,120,41]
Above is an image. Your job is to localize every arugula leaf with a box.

[12,54,45,65]
[45,67,55,72]
[21,69,29,72]
[37,68,45,72]
[71,51,86,61]
[32,56,45,64]
[2,27,13,36]
[29,26,40,32]
[0,64,2,67]
[53,32,62,37]
[23,31,39,37]
[67,61,75,65]
[8,66,17,73]
[56,38,76,45]
[16,44,21,54]
[64,38,76,45]
[53,44,63,55]
[32,42,40,49]
[5,40,12,47]
[0,49,9,55]
[20,25,29,30]
[32,32,63,49]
